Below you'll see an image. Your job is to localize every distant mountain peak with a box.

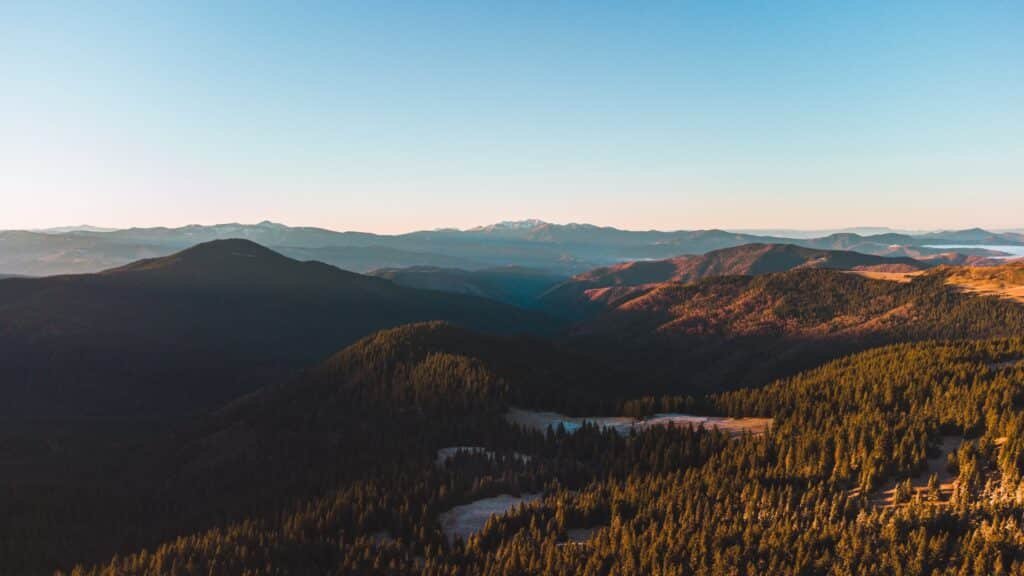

[471,219,550,232]
[34,224,117,234]
[256,220,288,229]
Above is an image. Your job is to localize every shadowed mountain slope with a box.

[370,266,567,307]
[0,322,628,573]
[0,240,556,420]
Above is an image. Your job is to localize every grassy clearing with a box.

[845,270,924,283]
[943,264,1024,303]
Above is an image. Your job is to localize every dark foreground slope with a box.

[0,323,624,573]
[0,240,555,420]
[48,337,1024,576]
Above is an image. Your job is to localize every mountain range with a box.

[2,234,1024,574]
[2,237,1018,422]
[3,220,1021,277]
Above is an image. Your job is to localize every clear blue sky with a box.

[2,1,1021,232]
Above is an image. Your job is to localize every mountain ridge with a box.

[4,221,1021,277]
[539,243,934,317]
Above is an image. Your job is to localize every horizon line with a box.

[10,219,1021,237]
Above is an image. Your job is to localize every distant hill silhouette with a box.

[915,227,1024,245]
[0,240,556,420]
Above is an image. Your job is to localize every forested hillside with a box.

[47,338,1024,576]
[569,268,1024,393]
[0,322,640,573]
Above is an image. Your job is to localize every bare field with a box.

[506,408,771,437]
[943,264,1024,303]
[849,265,1024,303]
[845,270,924,283]
[439,493,542,542]
[946,281,1024,304]
[636,414,772,436]
[435,446,491,467]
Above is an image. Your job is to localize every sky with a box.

[1,1,1021,233]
